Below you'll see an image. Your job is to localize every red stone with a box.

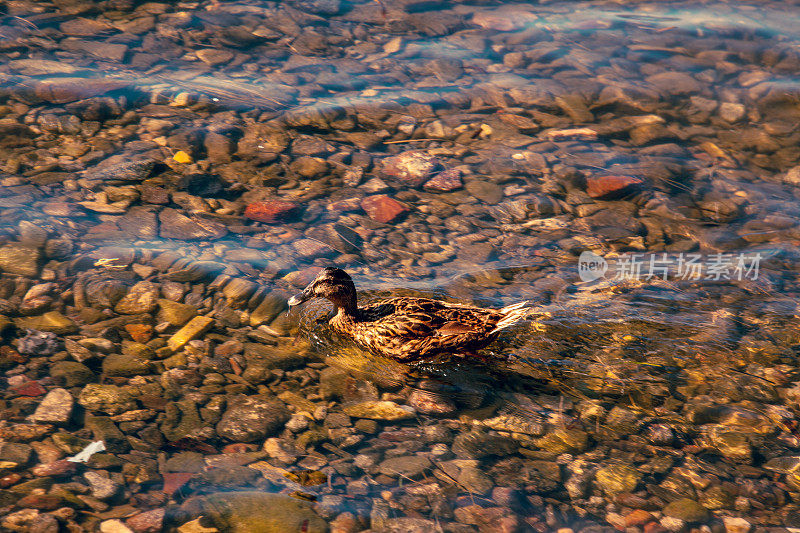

[16,493,64,510]
[643,522,670,533]
[32,459,77,477]
[424,168,463,192]
[360,195,408,224]
[625,509,654,527]
[125,323,154,343]
[244,200,299,223]
[586,174,644,199]
[126,508,165,533]
[0,473,22,488]
[161,473,194,496]
[11,380,47,397]
[381,150,440,187]
[222,443,258,454]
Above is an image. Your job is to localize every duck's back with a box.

[334,296,507,361]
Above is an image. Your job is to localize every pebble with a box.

[342,400,415,421]
[465,180,504,204]
[196,49,234,66]
[407,389,457,415]
[167,316,215,351]
[0,244,41,277]
[28,388,74,424]
[662,498,710,523]
[586,174,644,199]
[243,200,299,223]
[360,195,409,224]
[126,509,165,533]
[377,455,432,479]
[594,463,642,495]
[78,384,137,415]
[176,492,326,532]
[423,168,463,192]
[159,209,228,240]
[84,471,122,500]
[381,151,441,187]
[216,396,290,442]
[99,519,134,533]
[114,281,159,314]
[723,517,752,533]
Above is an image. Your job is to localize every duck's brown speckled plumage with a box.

[288,268,531,362]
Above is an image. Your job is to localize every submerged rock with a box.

[343,400,415,421]
[595,464,642,495]
[360,195,408,224]
[585,174,644,200]
[177,491,326,533]
[216,396,290,442]
[78,384,137,415]
[114,281,159,314]
[14,312,78,335]
[244,200,300,223]
[28,388,74,424]
[381,150,441,187]
[662,498,710,523]
[17,330,60,356]
[0,244,40,277]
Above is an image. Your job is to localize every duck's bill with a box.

[288,289,313,307]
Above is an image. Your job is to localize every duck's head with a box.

[288,267,357,313]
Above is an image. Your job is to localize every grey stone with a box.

[216,396,289,443]
[84,471,122,500]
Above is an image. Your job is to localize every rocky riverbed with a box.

[2,0,800,531]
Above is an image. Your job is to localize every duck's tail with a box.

[490,301,536,334]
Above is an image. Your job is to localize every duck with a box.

[287,267,532,363]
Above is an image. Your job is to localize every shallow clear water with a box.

[2,0,800,531]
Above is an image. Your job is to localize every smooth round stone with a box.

[594,464,642,495]
[662,498,710,523]
[377,455,432,479]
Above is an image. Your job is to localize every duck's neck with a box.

[332,294,359,321]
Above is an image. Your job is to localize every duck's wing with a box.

[358,298,505,360]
